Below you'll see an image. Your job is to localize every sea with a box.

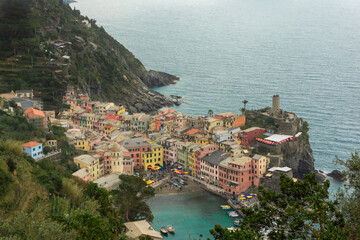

[71,0,360,236]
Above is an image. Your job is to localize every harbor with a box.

[147,191,235,239]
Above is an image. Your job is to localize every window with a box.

[33,148,35,151]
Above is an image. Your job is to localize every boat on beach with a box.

[167,225,175,234]
[160,227,168,234]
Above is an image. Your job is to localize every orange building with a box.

[24,108,47,129]
[232,115,246,128]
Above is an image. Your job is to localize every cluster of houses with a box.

[48,88,284,195]
[1,87,300,196]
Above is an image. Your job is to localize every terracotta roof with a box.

[186,129,203,135]
[23,141,41,148]
[25,108,45,118]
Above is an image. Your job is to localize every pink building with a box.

[218,155,268,195]
[195,144,219,176]
[199,150,228,185]
[90,137,102,150]
[122,158,134,174]
[103,151,112,174]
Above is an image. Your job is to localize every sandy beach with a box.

[154,178,204,195]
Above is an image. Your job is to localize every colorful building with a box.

[24,108,47,129]
[23,141,43,160]
[218,154,268,195]
[200,150,229,185]
[122,137,151,168]
[204,117,223,135]
[74,139,90,151]
[238,127,266,146]
[141,142,163,170]
[195,144,219,176]
[74,154,100,180]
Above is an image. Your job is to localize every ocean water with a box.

[71,0,360,174]
[147,192,234,239]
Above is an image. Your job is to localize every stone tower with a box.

[272,95,280,115]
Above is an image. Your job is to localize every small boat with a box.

[167,225,175,234]
[221,205,231,209]
[160,227,168,234]
[227,211,236,214]
[229,213,239,218]
[234,219,243,226]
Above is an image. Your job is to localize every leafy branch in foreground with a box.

[209,173,347,240]
[336,152,360,239]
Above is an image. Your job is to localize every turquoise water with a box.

[147,192,234,239]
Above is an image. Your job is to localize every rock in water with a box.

[327,170,345,181]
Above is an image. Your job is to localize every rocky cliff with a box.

[248,109,315,179]
[0,0,179,113]
[281,137,315,179]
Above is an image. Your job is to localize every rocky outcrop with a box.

[250,110,315,179]
[141,70,179,87]
[327,170,345,181]
[281,137,315,179]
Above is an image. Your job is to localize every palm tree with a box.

[208,109,213,117]
[242,99,248,115]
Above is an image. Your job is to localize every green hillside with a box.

[0,0,177,113]
[0,103,154,239]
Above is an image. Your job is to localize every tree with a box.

[112,175,155,222]
[336,152,360,239]
[208,224,261,240]
[242,99,248,114]
[208,109,213,118]
[209,174,347,239]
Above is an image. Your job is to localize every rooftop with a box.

[75,154,97,165]
[186,129,203,135]
[202,150,229,165]
[264,134,293,143]
[23,141,41,148]
[93,173,121,190]
[268,167,292,173]
[123,137,150,147]
[124,220,163,240]
[72,168,90,178]
[242,127,265,133]
[25,108,45,118]
[252,154,266,161]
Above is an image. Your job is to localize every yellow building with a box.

[111,143,124,174]
[117,105,126,115]
[141,142,163,170]
[74,139,90,151]
[74,154,100,180]
[195,136,210,146]
[204,117,223,135]
[187,145,200,176]
[253,154,270,177]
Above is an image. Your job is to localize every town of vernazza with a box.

[1,0,360,239]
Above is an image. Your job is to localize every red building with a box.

[238,127,265,146]
[107,113,119,121]
[122,138,151,168]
